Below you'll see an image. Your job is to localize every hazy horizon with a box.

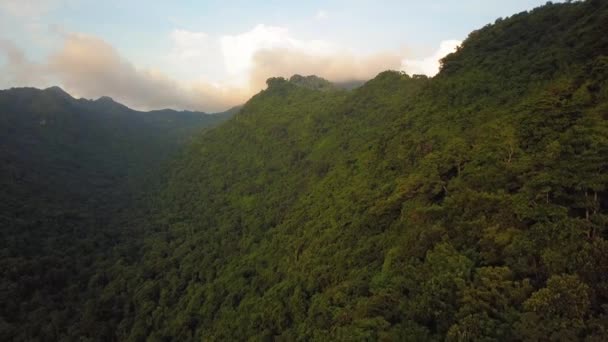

[0,0,562,112]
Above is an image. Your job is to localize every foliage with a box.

[3,0,608,340]
[0,87,232,340]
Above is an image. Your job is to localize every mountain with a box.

[288,74,337,91]
[0,86,232,217]
[0,87,234,341]
[70,1,607,341]
[3,0,608,341]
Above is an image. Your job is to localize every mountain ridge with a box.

[1,85,239,116]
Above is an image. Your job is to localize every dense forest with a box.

[2,0,608,341]
[0,87,234,340]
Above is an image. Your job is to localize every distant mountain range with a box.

[0,86,236,341]
[0,85,236,208]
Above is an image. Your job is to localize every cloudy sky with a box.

[0,0,558,112]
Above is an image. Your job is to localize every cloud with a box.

[400,40,461,76]
[170,24,395,91]
[0,24,457,112]
[166,29,224,82]
[0,39,26,64]
[315,10,329,20]
[216,24,403,89]
[0,39,48,88]
[249,48,402,90]
[48,33,249,111]
[48,33,183,108]
[0,34,249,112]
[219,24,335,85]
[170,29,211,60]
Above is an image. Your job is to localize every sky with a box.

[0,0,560,112]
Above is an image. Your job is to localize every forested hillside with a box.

[0,87,233,340]
[74,1,608,340]
[2,0,608,341]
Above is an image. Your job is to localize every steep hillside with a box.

[80,1,608,341]
[0,87,233,340]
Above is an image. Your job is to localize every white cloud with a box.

[166,29,224,82]
[219,24,335,85]
[163,24,402,95]
[170,29,210,60]
[401,40,461,76]
[170,25,457,93]
[315,10,329,20]
[167,25,337,87]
